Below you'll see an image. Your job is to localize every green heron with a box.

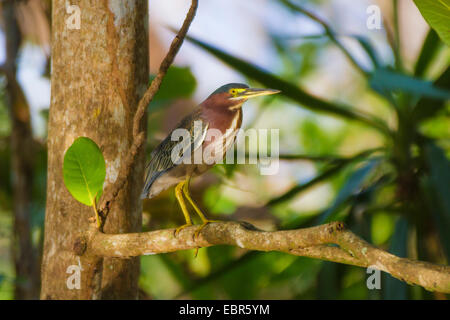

[141,83,280,237]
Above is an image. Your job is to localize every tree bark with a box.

[41,0,148,299]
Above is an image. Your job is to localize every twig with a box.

[98,0,199,218]
[78,221,450,293]
[92,198,101,229]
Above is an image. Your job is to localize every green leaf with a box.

[63,137,106,206]
[425,143,450,212]
[318,159,379,223]
[422,176,450,260]
[203,185,236,215]
[150,66,196,109]
[0,101,11,137]
[383,217,409,300]
[317,261,339,299]
[268,149,380,206]
[371,212,395,245]
[370,68,450,100]
[267,162,346,206]
[413,0,450,46]
[158,254,192,291]
[414,29,442,78]
[184,34,388,134]
[423,142,450,259]
[353,35,382,69]
[412,67,450,121]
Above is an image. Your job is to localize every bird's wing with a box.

[141,109,208,198]
[172,120,209,166]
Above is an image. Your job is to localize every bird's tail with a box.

[140,173,156,199]
[140,168,171,199]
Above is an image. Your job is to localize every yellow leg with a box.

[183,178,219,239]
[174,181,193,236]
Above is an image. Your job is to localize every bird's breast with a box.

[202,108,242,162]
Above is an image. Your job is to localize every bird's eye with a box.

[230,89,237,95]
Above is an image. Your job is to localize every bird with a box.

[141,83,280,238]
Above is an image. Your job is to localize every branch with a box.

[98,0,199,219]
[77,221,450,293]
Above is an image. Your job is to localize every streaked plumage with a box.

[140,83,280,238]
[141,83,248,199]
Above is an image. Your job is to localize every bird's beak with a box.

[233,88,281,100]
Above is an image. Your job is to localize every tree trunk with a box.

[41,0,148,299]
[2,0,40,300]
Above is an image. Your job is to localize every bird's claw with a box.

[174,223,192,237]
[193,220,219,240]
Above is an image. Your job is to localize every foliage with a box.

[414,0,450,46]
[369,68,450,100]
[184,34,388,134]
[158,0,449,300]
[62,137,105,207]
[149,66,197,110]
[0,0,449,300]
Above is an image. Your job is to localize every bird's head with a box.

[205,83,280,110]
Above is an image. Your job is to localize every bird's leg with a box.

[174,181,193,237]
[183,178,219,239]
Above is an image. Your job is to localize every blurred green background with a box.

[0,0,449,299]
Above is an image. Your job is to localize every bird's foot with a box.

[174,223,193,237]
[193,220,219,240]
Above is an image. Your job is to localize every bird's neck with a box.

[201,103,243,134]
